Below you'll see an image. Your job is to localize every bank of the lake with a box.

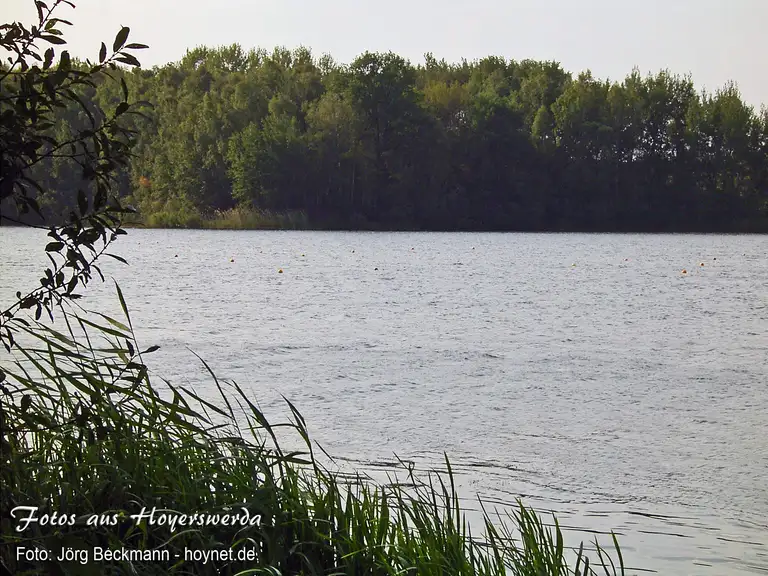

[121,207,768,233]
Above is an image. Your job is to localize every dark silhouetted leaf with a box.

[43,47,54,69]
[113,26,129,52]
[115,54,140,67]
[106,253,128,265]
[59,50,70,70]
[20,297,37,309]
[41,35,66,44]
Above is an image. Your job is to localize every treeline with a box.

[7,45,768,231]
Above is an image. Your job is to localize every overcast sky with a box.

[6,0,767,108]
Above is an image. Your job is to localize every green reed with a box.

[138,207,309,230]
[0,284,624,575]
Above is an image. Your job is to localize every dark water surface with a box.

[2,229,767,574]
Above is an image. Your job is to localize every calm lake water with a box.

[1,228,767,574]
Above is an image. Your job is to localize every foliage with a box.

[15,43,765,232]
[138,205,308,229]
[0,0,148,350]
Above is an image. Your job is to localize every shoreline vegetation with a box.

[2,46,767,233]
[1,286,627,575]
[135,206,310,230]
[70,206,768,233]
[99,204,768,232]
[134,213,768,233]
[4,208,768,232]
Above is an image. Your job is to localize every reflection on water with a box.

[1,229,766,575]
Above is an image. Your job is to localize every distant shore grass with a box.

[4,203,766,232]
[0,288,625,575]
[127,211,768,233]
[134,207,310,230]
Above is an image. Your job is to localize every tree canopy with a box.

[4,42,767,232]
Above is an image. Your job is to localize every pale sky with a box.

[6,0,767,108]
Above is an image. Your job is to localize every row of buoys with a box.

[560,259,715,275]
[200,253,723,276]
[189,253,723,264]
[276,267,383,273]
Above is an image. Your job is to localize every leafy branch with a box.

[0,0,150,350]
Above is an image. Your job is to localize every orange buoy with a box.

[682,269,687,274]
[278,269,283,274]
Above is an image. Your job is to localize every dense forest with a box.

[3,45,768,231]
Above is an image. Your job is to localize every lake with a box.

[1,228,766,575]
